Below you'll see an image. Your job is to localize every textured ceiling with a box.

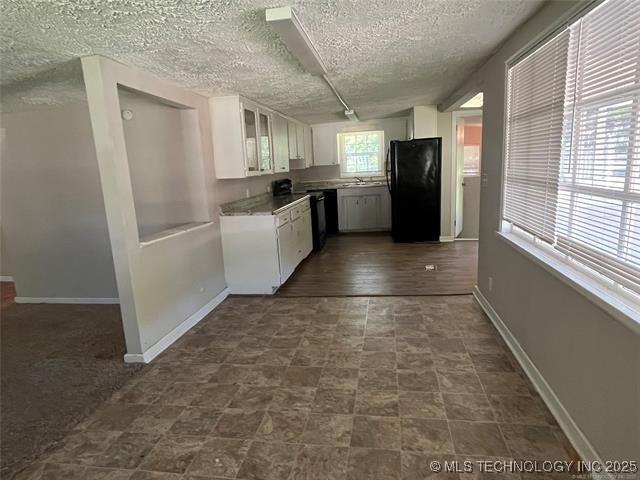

[0,0,543,121]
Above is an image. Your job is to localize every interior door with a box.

[455,119,465,237]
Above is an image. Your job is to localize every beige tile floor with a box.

[15,296,575,480]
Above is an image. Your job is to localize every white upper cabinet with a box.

[211,95,311,178]
[242,105,260,175]
[272,114,290,173]
[303,126,313,167]
[288,120,301,160]
[211,95,267,178]
[312,123,340,166]
[258,111,273,174]
[289,121,313,169]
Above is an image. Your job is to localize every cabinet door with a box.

[312,124,339,166]
[343,194,379,231]
[272,114,290,173]
[296,124,305,160]
[292,216,305,263]
[344,196,361,230]
[277,222,296,283]
[242,106,260,174]
[288,121,299,159]
[300,209,313,257]
[303,126,313,167]
[258,111,273,174]
[360,195,379,229]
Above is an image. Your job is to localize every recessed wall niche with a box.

[117,86,209,242]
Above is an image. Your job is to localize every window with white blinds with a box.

[503,0,640,297]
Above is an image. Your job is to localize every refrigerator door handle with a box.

[385,147,392,194]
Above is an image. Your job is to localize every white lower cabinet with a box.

[338,186,391,232]
[221,198,312,294]
[277,221,297,283]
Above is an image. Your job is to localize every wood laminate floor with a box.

[278,233,478,297]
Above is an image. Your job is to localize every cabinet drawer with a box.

[290,205,302,221]
[276,211,290,226]
[301,200,310,212]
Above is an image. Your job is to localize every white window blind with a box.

[503,29,570,243]
[557,0,640,295]
[503,0,640,296]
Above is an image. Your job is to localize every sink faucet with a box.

[354,176,365,183]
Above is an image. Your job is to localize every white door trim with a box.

[450,109,482,240]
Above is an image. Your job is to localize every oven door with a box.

[311,195,327,251]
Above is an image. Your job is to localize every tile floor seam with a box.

[23,296,577,480]
[471,358,515,461]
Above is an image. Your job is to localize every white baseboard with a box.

[473,286,603,466]
[124,288,229,364]
[454,237,479,241]
[440,236,455,242]
[0,276,14,282]
[14,297,119,304]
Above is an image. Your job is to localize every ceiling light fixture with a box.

[266,6,327,76]
[344,109,359,122]
[266,5,359,122]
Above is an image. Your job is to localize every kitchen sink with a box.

[341,181,384,187]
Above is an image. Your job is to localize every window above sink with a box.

[338,130,385,178]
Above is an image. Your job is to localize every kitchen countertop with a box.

[219,192,309,216]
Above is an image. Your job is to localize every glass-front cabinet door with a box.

[242,106,260,174]
[258,111,273,173]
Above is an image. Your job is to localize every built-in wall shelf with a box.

[139,221,214,247]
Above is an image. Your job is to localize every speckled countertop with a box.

[297,179,387,190]
[219,193,309,216]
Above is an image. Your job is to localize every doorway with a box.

[453,110,482,239]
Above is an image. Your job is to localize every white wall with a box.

[297,117,408,182]
[0,104,117,299]
[82,56,292,360]
[442,1,639,461]
[412,105,438,139]
[118,88,210,239]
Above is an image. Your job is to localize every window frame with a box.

[337,130,385,178]
[498,0,640,327]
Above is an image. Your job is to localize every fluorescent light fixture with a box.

[344,109,359,122]
[266,6,357,122]
[461,92,483,109]
[266,6,327,76]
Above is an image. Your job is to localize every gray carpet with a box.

[0,302,143,479]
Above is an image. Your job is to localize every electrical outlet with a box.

[481,173,488,187]
[245,188,250,198]
[488,276,493,292]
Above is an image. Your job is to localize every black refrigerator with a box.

[385,138,442,242]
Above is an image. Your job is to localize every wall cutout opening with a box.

[117,86,209,243]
